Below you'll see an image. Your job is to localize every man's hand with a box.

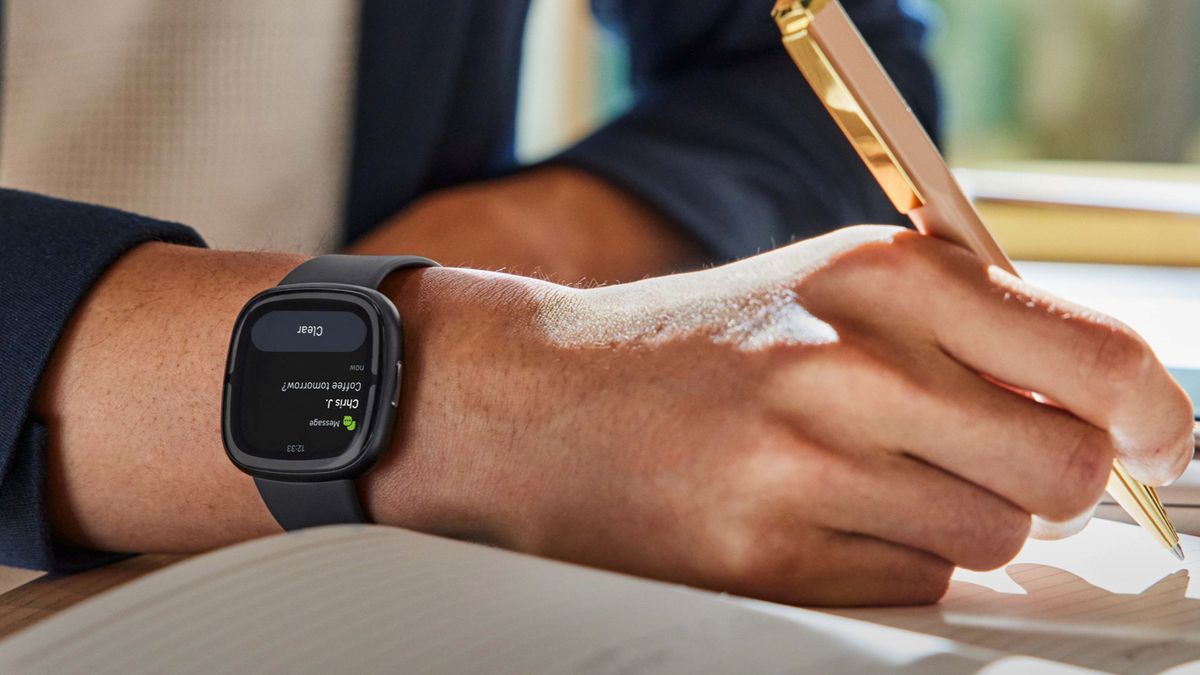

[375,225,1193,606]
[348,166,706,285]
[38,226,1193,607]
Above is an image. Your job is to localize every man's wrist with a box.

[365,266,570,545]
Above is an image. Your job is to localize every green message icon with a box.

[342,416,357,431]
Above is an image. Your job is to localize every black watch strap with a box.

[279,254,439,288]
[258,254,438,531]
[254,478,364,529]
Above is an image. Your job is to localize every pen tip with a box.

[1171,543,1186,561]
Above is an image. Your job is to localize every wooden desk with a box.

[0,555,184,640]
[0,568,42,597]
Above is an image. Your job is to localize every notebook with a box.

[826,518,1200,674]
[0,524,1098,675]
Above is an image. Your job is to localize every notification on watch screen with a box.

[230,300,375,461]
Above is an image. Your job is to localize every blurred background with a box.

[518,0,1200,168]
[929,0,1200,166]
[517,0,1200,265]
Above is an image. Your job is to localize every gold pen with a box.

[771,0,1184,560]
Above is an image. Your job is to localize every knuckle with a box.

[712,525,794,589]
[1078,323,1153,394]
[885,231,942,276]
[834,344,890,388]
[803,228,983,320]
[890,229,983,282]
[788,344,898,416]
[840,348,942,422]
[709,465,811,589]
[1047,423,1112,519]
[826,227,940,285]
[847,344,945,416]
[837,342,911,391]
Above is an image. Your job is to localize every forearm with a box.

[348,167,706,284]
[31,243,547,553]
[560,1,938,263]
[32,244,301,551]
[22,226,1195,608]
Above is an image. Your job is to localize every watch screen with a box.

[229,297,377,461]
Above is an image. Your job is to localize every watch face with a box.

[223,287,400,478]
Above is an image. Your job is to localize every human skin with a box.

[34,224,1194,607]
[347,167,707,285]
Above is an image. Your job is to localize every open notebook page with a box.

[798,519,1200,674]
[0,525,1089,675]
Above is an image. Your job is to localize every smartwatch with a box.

[222,254,438,530]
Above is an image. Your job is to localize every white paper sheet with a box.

[829,519,1200,674]
[0,525,1050,675]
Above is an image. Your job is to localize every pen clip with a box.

[772,0,925,214]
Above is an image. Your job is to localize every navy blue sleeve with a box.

[556,0,941,262]
[0,189,205,571]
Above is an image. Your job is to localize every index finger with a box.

[928,255,1194,486]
